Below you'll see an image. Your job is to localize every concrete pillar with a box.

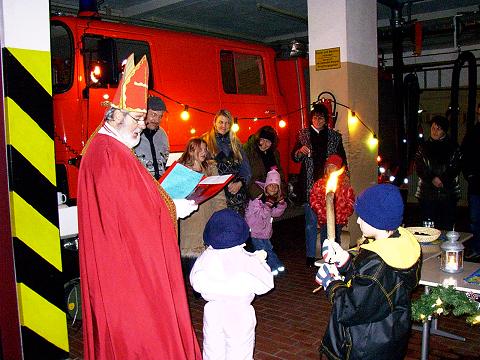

[307,0,378,245]
[0,1,69,358]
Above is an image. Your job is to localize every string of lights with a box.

[150,88,310,122]
[149,88,378,144]
[335,101,377,138]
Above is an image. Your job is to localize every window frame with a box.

[220,50,267,96]
[51,20,75,94]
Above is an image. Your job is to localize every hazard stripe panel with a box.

[7,145,57,225]
[5,97,56,185]
[2,48,53,138]
[17,283,69,353]
[4,41,68,358]
[10,192,62,271]
[13,238,64,310]
[21,327,68,360]
[7,48,52,95]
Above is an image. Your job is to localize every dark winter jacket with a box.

[291,126,346,202]
[321,228,421,360]
[461,122,480,195]
[243,134,286,199]
[414,136,462,201]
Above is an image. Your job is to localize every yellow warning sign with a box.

[315,47,341,70]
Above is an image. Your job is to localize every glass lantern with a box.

[440,230,464,273]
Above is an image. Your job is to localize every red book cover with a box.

[187,174,234,204]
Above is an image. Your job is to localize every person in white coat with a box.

[190,208,274,360]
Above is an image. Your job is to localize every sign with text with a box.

[315,47,341,70]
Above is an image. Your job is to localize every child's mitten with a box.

[322,239,350,268]
[265,195,276,208]
[315,263,342,289]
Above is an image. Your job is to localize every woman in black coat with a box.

[414,115,462,230]
[243,126,286,200]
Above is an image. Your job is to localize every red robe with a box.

[78,134,201,359]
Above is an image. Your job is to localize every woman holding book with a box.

[203,109,252,215]
[178,138,227,279]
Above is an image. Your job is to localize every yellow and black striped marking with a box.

[3,47,69,358]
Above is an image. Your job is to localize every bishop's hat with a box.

[111,53,149,113]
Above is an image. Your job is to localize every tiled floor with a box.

[68,211,480,360]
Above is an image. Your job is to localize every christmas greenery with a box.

[411,286,480,325]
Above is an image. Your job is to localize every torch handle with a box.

[326,191,336,241]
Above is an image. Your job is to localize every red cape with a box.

[78,134,201,359]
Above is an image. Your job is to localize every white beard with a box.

[120,133,141,148]
[100,122,141,148]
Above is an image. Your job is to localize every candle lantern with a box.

[440,230,464,273]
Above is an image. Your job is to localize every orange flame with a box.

[326,167,345,193]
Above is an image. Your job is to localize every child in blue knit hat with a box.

[190,209,274,360]
[315,184,421,360]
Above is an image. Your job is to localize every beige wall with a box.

[310,61,378,246]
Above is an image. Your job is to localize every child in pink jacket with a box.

[245,168,287,275]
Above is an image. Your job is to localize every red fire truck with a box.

[50,13,310,199]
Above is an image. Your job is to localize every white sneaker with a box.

[277,266,285,272]
[272,269,279,276]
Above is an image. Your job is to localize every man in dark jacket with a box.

[316,184,421,360]
[414,115,462,230]
[461,104,480,260]
[291,103,347,266]
[134,96,169,180]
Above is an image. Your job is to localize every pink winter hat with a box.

[255,168,281,190]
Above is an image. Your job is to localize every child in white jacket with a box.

[190,209,274,360]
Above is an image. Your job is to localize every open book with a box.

[159,161,233,204]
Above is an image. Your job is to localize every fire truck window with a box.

[220,51,237,94]
[51,22,73,93]
[83,36,112,88]
[220,50,266,96]
[114,39,152,88]
[83,37,151,88]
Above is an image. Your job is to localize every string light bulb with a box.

[279,118,286,128]
[232,118,240,133]
[180,105,190,121]
[368,134,378,149]
[190,128,196,135]
[348,111,358,127]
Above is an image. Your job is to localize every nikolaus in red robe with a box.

[78,131,201,359]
